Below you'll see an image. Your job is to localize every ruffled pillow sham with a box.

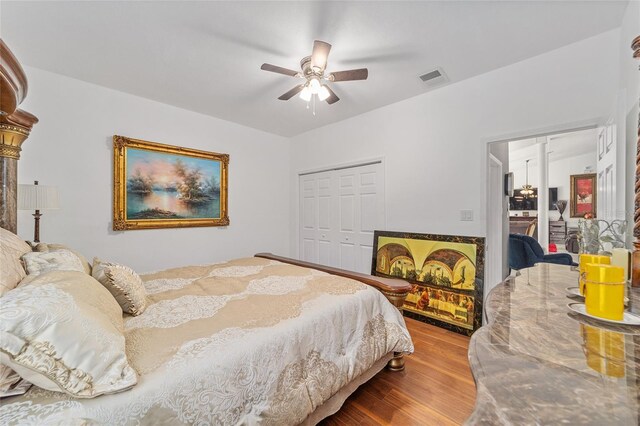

[92,258,147,316]
[0,270,137,398]
[21,249,86,276]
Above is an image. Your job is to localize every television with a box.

[509,187,558,211]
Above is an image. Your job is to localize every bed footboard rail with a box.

[254,253,411,310]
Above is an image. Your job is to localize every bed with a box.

[0,240,413,425]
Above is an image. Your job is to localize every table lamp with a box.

[18,180,59,243]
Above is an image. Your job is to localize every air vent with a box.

[418,67,449,87]
[419,70,442,82]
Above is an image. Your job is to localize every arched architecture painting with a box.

[372,231,485,335]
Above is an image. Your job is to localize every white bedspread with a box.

[0,257,413,425]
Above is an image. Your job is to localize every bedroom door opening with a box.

[299,161,385,274]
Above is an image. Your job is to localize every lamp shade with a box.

[18,184,59,210]
[299,86,312,102]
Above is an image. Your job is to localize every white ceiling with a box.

[0,1,628,137]
[509,127,598,166]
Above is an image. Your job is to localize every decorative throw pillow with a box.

[34,242,92,275]
[0,228,31,296]
[22,249,86,277]
[0,270,137,398]
[92,258,147,316]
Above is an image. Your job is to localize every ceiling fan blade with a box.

[324,85,340,105]
[329,68,369,82]
[311,40,331,71]
[261,63,299,77]
[278,84,305,100]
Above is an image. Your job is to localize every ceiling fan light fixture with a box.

[520,159,535,198]
[299,86,312,102]
[309,77,321,94]
[317,85,330,101]
[261,39,368,108]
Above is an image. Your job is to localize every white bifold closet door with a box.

[299,162,385,274]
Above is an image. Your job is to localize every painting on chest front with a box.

[372,231,485,335]
[113,135,229,230]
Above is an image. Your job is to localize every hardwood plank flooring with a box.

[319,318,477,426]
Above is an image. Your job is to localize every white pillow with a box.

[0,270,137,398]
[0,228,31,296]
[34,242,92,275]
[21,249,85,276]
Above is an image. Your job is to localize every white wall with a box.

[620,1,640,244]
[12,25,628,286]
[17,67,291,272]
[509,151,597,223]
[289,29,620,299]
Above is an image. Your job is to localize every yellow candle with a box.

[584,264,625,321]
[611,248,630,281]
[579,254,611,295]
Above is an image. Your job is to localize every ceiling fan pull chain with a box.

[313,96,316,116]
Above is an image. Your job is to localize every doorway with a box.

[299,161,385,274]
[485,124,616,293]
[508,128,601,255]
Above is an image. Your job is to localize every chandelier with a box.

[520,159,534,198]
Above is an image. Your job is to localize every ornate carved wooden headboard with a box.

[633,35,640,286]
[0,39,38,233]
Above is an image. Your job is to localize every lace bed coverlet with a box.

[1,257,414,425]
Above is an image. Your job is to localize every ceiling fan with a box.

[260,40,368,105]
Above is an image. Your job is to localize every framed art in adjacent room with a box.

[371,230,485,336]
[113,135,229,230]
[570,173,597,218]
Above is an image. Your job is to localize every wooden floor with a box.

[320,318,477,426]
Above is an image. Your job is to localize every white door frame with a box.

[486,153,504,298]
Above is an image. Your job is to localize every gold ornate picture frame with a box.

[569,173,597,219]
[113,135,229,230]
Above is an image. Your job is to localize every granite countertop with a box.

[467,263,640,425]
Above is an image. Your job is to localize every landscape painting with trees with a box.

[113,136,228,230]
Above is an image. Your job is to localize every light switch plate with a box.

[460,210,474,221]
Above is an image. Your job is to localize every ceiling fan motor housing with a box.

[300,56,322,78]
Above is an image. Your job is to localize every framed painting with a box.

[570,173,597,219]
[113,135,229,230]
[372,230,485,336]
